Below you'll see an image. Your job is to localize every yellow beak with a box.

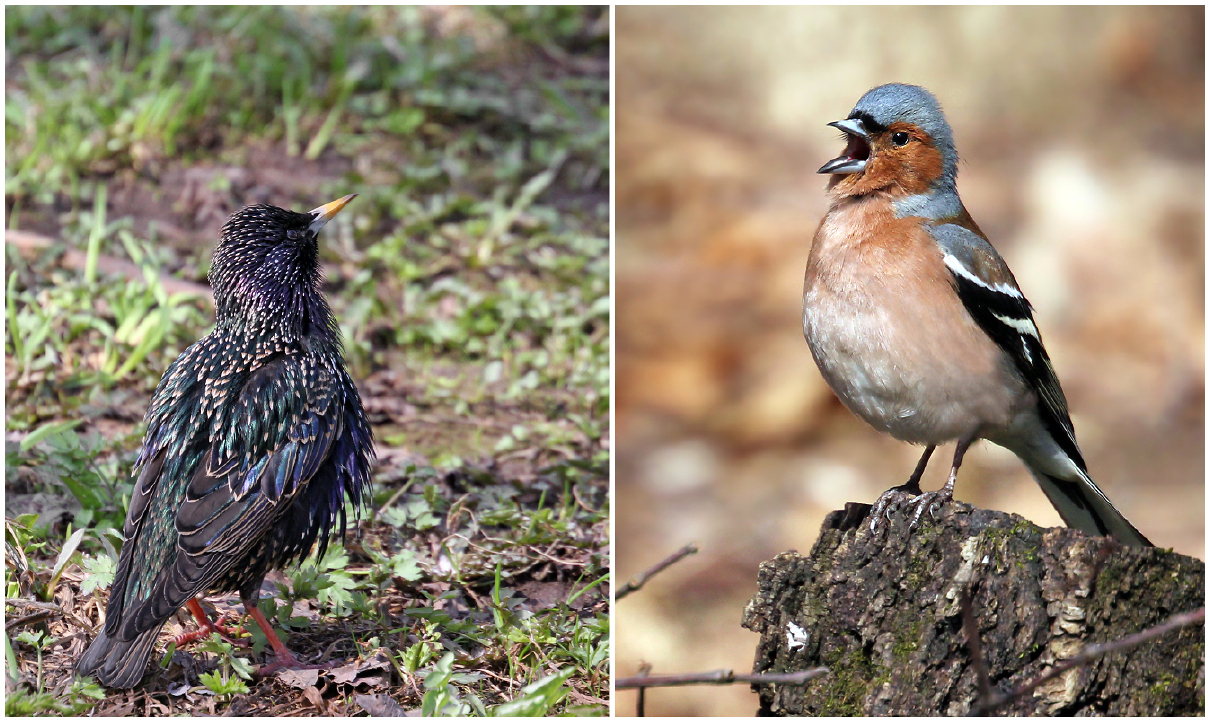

[308,194,358,232]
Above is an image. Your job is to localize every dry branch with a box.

[616,543,698,601]
[617,667,828,689]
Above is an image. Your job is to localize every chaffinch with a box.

[802,83,1152,548]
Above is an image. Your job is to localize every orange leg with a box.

[244,600,339,678]
[172,598,249,648]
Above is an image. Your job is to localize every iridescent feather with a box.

[77,197,374,688]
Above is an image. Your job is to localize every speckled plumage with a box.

[77,197,375,688]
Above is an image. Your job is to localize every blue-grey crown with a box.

[851,83,958,187]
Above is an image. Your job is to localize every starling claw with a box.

[174,600,249,649]
[172,624,249,650]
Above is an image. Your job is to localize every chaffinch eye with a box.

[891,131,910,147]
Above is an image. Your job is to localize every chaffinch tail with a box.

[802,83,1152,548]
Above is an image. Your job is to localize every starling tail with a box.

[77,195,375,687]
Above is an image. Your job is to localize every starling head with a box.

[210,195,356,332]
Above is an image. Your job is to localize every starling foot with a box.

[244,597,337,679]
[173,598,249,648]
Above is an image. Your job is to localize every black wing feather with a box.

[111,354,342,642]
[929,222,1086,471]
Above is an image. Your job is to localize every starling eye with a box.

[891,131,910,147]
[287,229,300,240]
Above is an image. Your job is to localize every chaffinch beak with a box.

[818,118,870,175]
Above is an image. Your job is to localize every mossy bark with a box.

[741,501,1204,716]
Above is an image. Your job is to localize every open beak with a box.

[308,194,358,233]
[817,118,870,175]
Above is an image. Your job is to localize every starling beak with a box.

[77,196,375,688]
[309,193,357,233]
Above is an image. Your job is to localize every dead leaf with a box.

[354,692,415,716]
[275,667,320,689]
[302,685,325,712]
[329,649,392,687]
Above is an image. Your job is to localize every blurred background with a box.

[615,6,1203,717]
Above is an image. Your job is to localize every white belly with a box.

[803,298,992,442]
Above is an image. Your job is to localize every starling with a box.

[77,195,375,688]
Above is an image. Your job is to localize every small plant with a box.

[420,653,480,716]
[287,546,361,617]
[192,633,254,691]
[4,678,105,716]
[399,619,443,674]
[486,666,575,716]
[193,634,254,697]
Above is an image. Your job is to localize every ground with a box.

[5,6,608,715]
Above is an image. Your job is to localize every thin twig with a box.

[4,599,63,611]
[6,597,95,631]
[6,610,54,631]
[977,607,1205,714]
[960,586,991,717]
[634,662,652,717]
[618,667,829,689]
[616,543,698,601]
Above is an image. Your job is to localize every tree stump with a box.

[741,501,1204,716]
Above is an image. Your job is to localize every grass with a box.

[5,5,608,715]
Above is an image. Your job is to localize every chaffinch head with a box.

[802,83,1151,548]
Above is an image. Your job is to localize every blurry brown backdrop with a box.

[614,6,1204,717]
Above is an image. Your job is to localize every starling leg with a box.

[243,597,339,678]
[869,445,935,532]
[173,598,249,648]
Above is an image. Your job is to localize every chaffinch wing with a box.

[803,83,1151,548]
[928,221,1081,467]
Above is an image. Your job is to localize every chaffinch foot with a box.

[803,83,1151,548]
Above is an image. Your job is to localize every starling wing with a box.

[78,350,363,687]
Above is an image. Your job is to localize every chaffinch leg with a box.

[907,436,973,529]
[904,445,935,492]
